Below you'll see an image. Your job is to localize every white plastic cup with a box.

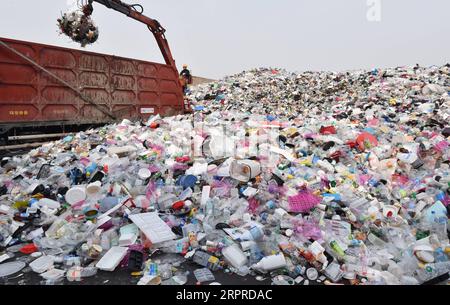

[65,186,87,206]
[86,181,102,197]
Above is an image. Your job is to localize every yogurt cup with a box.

[65,186,87,206]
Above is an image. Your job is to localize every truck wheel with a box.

[0,129,8,146]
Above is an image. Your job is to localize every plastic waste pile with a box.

[57,1,99,47]
[0,64,449,285]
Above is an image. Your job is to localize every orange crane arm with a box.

[89,0,178,72]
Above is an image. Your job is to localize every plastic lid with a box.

[138,168,152,180]
[306,268,319,281]
[0,261,26,277]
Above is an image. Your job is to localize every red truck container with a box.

[0,36,187,138]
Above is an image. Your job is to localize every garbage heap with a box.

[0,65,449,285]
[57,2,99,47]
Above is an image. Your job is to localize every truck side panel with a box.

[0,37,185,127]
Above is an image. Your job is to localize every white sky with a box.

[1,0,449,79]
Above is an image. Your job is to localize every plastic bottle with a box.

[249,243,265,265]
[239,226,264,241]
[252,253,287,272]
[85,162,98,178]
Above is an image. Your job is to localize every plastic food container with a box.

[29,256,54,273]
[95,246,128,272]
[230,160,261,182]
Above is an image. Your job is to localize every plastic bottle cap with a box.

[285,229,294,237]
[138,168,152,180]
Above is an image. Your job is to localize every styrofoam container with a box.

[222,244,248,269]
[95,246,128,271]
[119,232,138,247]
[65,186,86,205]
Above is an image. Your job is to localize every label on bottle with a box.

[208,256,219,264]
